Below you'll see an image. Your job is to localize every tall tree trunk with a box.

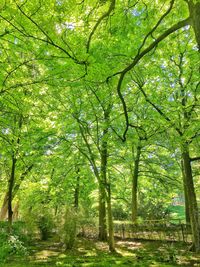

[8,156,17,233]
[0,164,33,221]
[13,201,20,221]
[98,181,107,241]
[181,160,190,224]
[0,192,9,220]
[187,0,200,49]
[106,182,115,252]
[182,143,200,252]
[131,144,141,223]
[77,119,107,240]
[99,106,115,250]
[74,167,80,209]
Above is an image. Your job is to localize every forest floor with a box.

[1,237,200,267]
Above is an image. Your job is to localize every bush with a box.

[21,204,55,241]
[112,205,129,220]
[138,194,171,220]
[37,214,54,240]
[0,231,10,262]
[7,235,28,256]
[0,230,28,263]
[61,207,78,249]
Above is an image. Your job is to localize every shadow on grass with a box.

[2,237,200,267]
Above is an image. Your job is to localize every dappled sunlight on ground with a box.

[3,237,200,267]
[116,240,143,250]
[94,241,109,252]
[29,248,60,262]
[115,240,142,257]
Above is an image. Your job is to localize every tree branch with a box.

[115,17,191,140]
[137,83,183,136]
[137,0,175,56]
[86,0,115,53]
[190,156,200,162]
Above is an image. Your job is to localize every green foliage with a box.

[0,232,11,262]
[20,189,55,240]
[61,207,78,250]
[112,204,129,220]
[0,225,28,263]
[37,215,54,241]
[22,206,55,241]
[0,0,199,258]
[168,205,185,222]
[138,196,171,220]
[1,237,199,267]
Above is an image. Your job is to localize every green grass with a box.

[1,236,200,267]
[168,205,185,223]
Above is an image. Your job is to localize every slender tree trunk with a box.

[8,156,17,233]
[106,182,115,252]
[0,192,9,220]
[74,167,80,209]
[98,182,107,241]
[131,145,141,223]
[0,164,33,221]
[77,119,107,240]
[99,106,115,250]
[182,143,200,252]
[184,182,191,225]
[13,201,19,221]
[181,160,190,224]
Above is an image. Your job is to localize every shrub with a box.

[7,235,28,256]
[61,207,78,249]
[0,231,28,263]
[112,205,129,220]
[0,231,10,262]
[21,204,55,241]
[37,214,54,240]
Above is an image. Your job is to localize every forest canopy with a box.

[0,0,199,264]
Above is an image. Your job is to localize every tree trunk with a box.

[8,156,17,233]
[184,181,191,225]
[74,167,80,209]
[181,160,190,224]
[0,192,9,220]
[0,164,33,221]
[182,143,200,252]
[77,119,107,240]
[106,182,115,252]
[188,0,200,50]
[98,182,107,241]
[131,145,141,223]
[99,106,115,251]
[13,201,20,221]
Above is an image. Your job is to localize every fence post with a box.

[122,223,125,239]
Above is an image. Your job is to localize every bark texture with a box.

[131,145,141,223]
[188,0,200,50]
[182,144,200,252]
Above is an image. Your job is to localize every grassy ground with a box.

[168,205,185,223]
[1,237,200,267]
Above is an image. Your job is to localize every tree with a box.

[132,41,199,251]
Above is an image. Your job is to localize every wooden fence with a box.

[0,220,192,243]
[113,220,192,243]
